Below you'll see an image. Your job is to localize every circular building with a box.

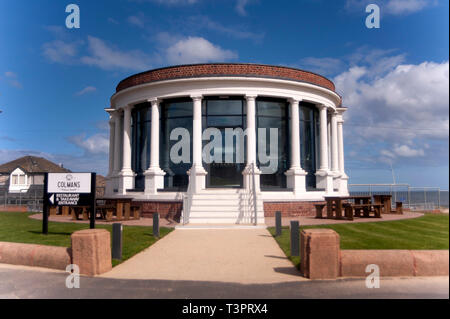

[105,63,348,224]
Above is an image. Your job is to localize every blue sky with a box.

[0,0,448,189]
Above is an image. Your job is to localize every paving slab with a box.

[101,228,304,284]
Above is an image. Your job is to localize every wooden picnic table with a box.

[324,195,372,219]
[96,196,139,221]
[373,195,392,214]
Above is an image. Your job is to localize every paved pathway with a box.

[101,228,304,284]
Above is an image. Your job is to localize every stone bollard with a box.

[300,229,340,280]
[71,229,112,276]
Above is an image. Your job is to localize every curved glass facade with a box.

[131,102,151,190]
[130,97,320,192]
[160,98,193,190]
[256,98,290,190]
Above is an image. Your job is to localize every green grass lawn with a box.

[268,213,449,269]
[0,212,173,267]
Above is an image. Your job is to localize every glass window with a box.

[131,102,151,190]
[300,102,319,189]
[207,100,243,115]
[256,98,289,190]
[12,175,17,185]
[19,175,25,184]
[160,99,193,190]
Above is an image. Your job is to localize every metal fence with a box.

[0,186,106,212]
[349,184,449,211]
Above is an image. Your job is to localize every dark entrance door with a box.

[202,97,246,188]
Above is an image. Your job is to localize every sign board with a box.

[42,172,97,234]
[47,173,92,193]
[46,173,94,206]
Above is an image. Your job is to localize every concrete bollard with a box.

[112,223,123,260]
[301,229,340,279]
[275,211,282,237]
[71,229,112,276]
[153,213,160,238]
[290,221,300,257]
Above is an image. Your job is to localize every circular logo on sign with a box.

[66,174,73,181]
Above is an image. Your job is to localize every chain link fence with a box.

[349,184,448,211]
[0,185,106,212]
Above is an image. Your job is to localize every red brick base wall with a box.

[264,201,325,217]
[0,205,28,212]
[133,201,182,221]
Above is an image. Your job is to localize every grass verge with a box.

[0,212,173,267]
[268,213,449,269]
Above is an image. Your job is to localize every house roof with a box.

[0,156,71,174]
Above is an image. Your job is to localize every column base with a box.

[315,169,334,194]
[331,170,341,191]
[118,169,135,195]
[187,165,208,193]
[338,173,349,196]
[144,167,166,195]
[243,164,261,193]
[285,167,307,194]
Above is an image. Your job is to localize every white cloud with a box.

[166,36,237,64]
[75,86,97,96]
[80,36,151,71]
[236,0,252,16]
[299,57,345,76]
[335,52,449,165]
[42,40,80,64]
[68,133,109,155]
[2,71,22,88]
[127,14,145,28]
[345,0,436,15]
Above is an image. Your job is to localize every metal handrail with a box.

[251,162,258,225]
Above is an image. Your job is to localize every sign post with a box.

[42,172,96,234]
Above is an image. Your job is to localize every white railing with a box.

[348,184,448,210]
[182,180,193,225]
[251,163,258,225]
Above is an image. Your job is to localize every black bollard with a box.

[275,211,282,237]
[153,213,160,238]
[290,220,300,257]
[112,223,123,260]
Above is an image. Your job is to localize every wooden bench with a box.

[314,204,326,219]
[343,203,354,221]
[352,204,382,218]
[130,204,141,220]
[97,204,116,221]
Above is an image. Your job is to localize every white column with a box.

[316,104,333,193]
[119,104,135,194]
[243,95,261,192]
[331,111,340,175]
[285,98,306,194]
[113,111,121,175]
[144,98,165,195]
[187,95,207,192]
[107,114,115,177]
[337,109,349,195]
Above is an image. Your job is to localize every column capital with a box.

[288,98,302,105]
[147,98,160,105]
[190,94,203,101]
[123,104,133,111]
[317,104,328,111]
[245,94,258,101]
